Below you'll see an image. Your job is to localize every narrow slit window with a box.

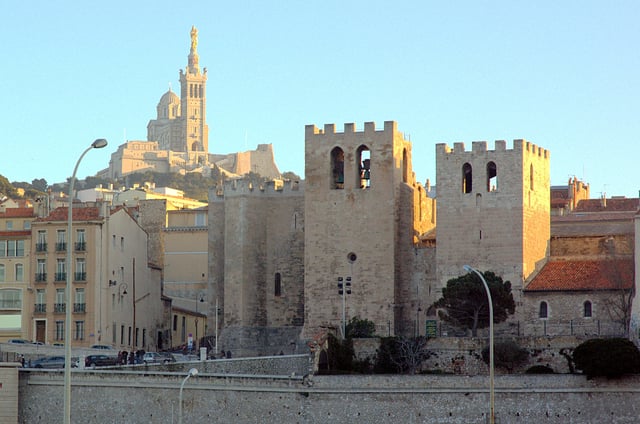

[274,273,282,297]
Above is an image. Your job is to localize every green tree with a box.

[572,338,640,379]
[433,270,515,337]
[345,316,376,338]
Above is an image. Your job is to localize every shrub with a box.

[345,316,376,338]
[526,365,555,374]
[572,338,640,379]
[325,333,355,373]
[481,340,528,372]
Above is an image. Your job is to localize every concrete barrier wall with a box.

[18,369,640,423]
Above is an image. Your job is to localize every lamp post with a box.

[63,138,107,424]
[178,368,199,424]
[195,292,204,350]
[463,265,494,424]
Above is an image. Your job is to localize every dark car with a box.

[85,354,119,368]
[31,356,70,369]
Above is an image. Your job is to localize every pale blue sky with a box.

[1,1,638,198]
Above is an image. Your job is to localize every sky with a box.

[1,1,638,198]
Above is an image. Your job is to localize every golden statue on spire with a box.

[190,26,198,52]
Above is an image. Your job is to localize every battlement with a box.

[305,120,398,138]
[436,139,549,159]
[213,178,304,199]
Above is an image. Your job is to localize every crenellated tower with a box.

[435,140,551,303]
[303,121,428,337]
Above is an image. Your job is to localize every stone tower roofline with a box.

[436,139,550,160]
[305,120,398,138]
[213,178,304,199]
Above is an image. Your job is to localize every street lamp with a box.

[178,368,199,424]
[463,265,494,424]
[64,138,108,424]
[195,292,204,350]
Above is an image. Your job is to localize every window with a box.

[583,301,592,318]
[121,325,125,344]
[135,327,139,347]
[55,288,65,313]
[486,161,497,192]
[112,322,117,344]
[462,163,473,193]
[274,273,282,297]
[195,212,206,227]
[55,320,64,341]
[74,288,85,313]
[128,326,132,345]
[75,258,86,281]
[0,240,24,257]
[6,221,12,230]
[37,230,47,252]
[331,147,345,189]
[402,148,408,183]
[0,289,21,309]
[181,316,186,342]
[173,314,178,331]
[120,237,124,251]
[142,329,146,347]
[539,301,548,319]
[56,229,66,251]
[36,259,46,281]
[0,264,4,282]
[23,221,30,230]
[15,263,23,281]
[35,289,46,313]
[356,145,371,189]
[75,229,86,251]
[56,259,66,281]
[74,320,85,340]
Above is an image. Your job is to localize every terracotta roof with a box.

[0,230,31,237]
[525,259,634,292]
[574,198,639,213]
[0,207,35,218]
[34,207,102,222]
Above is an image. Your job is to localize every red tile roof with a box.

[525,259,634,292]
[574,198,639,213]
[34,207,102,222]
[0,207,35,218]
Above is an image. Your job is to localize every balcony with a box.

[54,272,67,282]
[35,243,47,253]
[55,242,67,252]
[75,241,86,251]
[74,272,86,282]
[74,303,86,313]
[34,273,47,283]
[54,303,66,313]
[34,303,46,314]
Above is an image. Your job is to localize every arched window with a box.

[462,163,473,193]
[583,301,592,318]
[274,273,282,297]
[356,145,371,189]
[486,161,497,192]
[331,147,345,189]
[539,301,548,319]
[530,163,534,191]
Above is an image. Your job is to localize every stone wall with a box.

[17,367,640,423]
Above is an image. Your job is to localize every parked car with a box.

[85,354,119,368]
[31,356,75,369]
[7,338,30,344]
[143,352,176,364]
[90,344,114,350]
